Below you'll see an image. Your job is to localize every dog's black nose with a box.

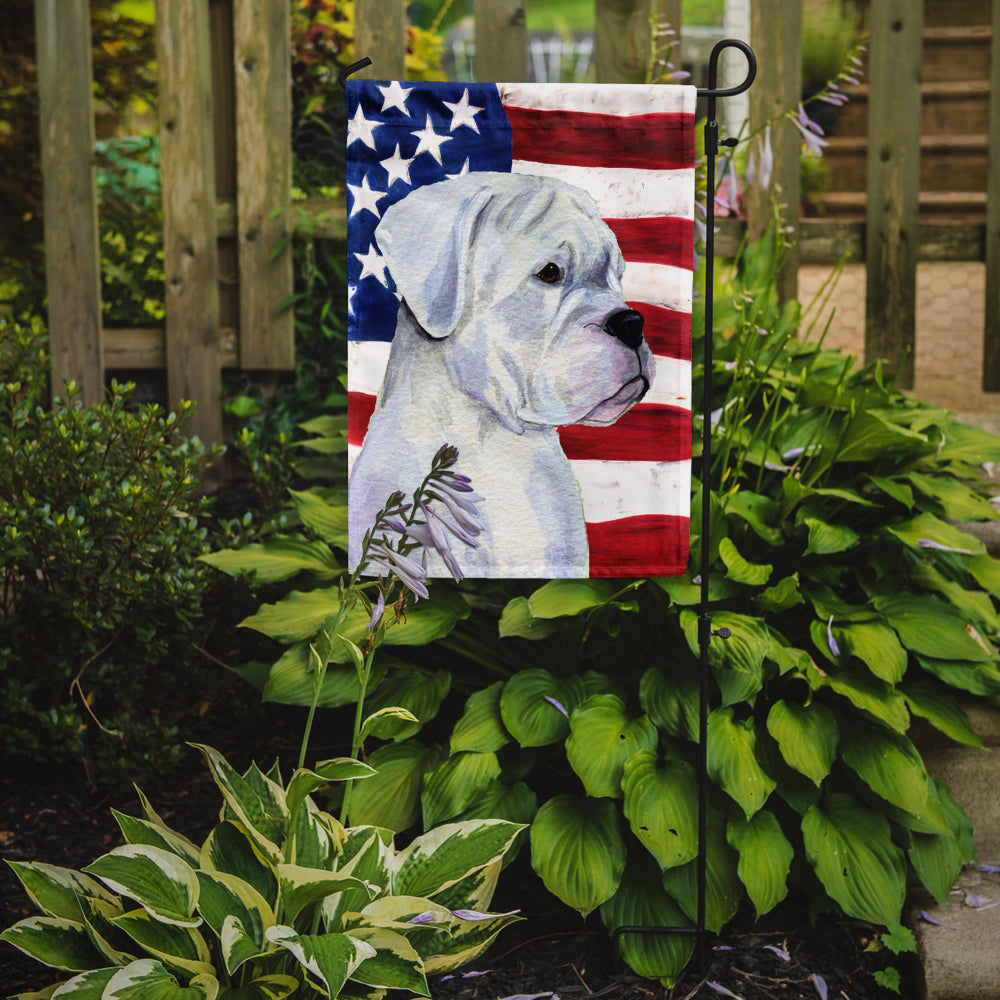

[605,309,645,350]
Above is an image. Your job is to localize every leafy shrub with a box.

[212,232,1000,984]
[0,317,220,783]
[1,743,524,998]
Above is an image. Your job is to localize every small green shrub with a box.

[1,743,524,998]
[0,317,220,783]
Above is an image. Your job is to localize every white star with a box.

[411,115,452,165]
[354,244,389,286]
[347,174,387,219]
[378,80,412,115]
[442,89,484,133]
[447,158,471,179]
[347,105,379,149]
[380,144,415,187]
[347,282,357,316]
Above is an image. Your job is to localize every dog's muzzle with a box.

[605,309,645,350]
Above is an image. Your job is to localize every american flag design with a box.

[346,80,695,578]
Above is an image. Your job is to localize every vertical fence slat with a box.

[746,0,801,304]
[594,0,651,84]
[233,0,294,369]
[34,0,103,405]
[983,0,1000,390]
[660,0,682,70]
[864,0,923,389]
[474,0,527,81]
[157,0,223,445]
[354,0,406,79]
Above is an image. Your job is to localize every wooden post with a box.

[157,0,223,445]
[233,0,294,369]
[983,0,1000,390]
[353,0,406,80]
[594,0,652,84]
[864,0,923,389]
[746,0,801,305]
[34,0,104,405]
[474,0,527,82]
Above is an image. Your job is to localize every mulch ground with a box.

[1,740,913,1000]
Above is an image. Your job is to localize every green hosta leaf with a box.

[906,472,998,521]
[839,718,929,816]
[199,822,278,910]
[565,695,658,798]
[909,809,966,906]
[346,926,428,994]
[450,682,511,754]
[190,746,287,862]
[803,517,859,556]
[499,670,585,747]
[103,959,218,1000]
[216,975,299,1000]
[200,535,341,584]
[265,926,375,997]
[261,643,387,709]
[765,701,838,786]
[288,488,349,546]
[718,537,772,586]
[935,421,1000,464]
[527,579,618,617]
[111,909,214,978]
[835,621,907,684]
[530,795,626,917]
[0,916,107,971]
[421,751,502,828]
[599,853,694,987]
[901,680,982,748]
[866,474,914,509]
[916,655,1000,697]
[835,410,927,463]
[727,811,793,917]
[453,779,538,827]
[724,490,784,545]
[347,740,442,832]
[497,596,564,639]
[362,667,451,740]
[277,865,374,925]
[874,594,995,662]
[621,751,698,870]
[661,810,741,933]
[802,793,906,926]
[680,610,770,706]
[112,812,201,868]
[755,573,804,614]
[967,553,1000,597]
[808,661,910,732]
[195,871,273,973]
[911,562,1000,632]
[285,759,376,822]
[653,573,737,606]
[886,512,985,556]
[707,708,776,818]
[393,820,524,900]
[5,862,118,922]
[639,664,699,742]
[83,846,200,928]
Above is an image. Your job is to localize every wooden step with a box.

[922,25,993,83]
[812,190,987,222]
[922,0,992,28]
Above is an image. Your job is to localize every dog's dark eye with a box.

[537,262,562,284]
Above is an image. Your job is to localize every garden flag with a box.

[346,81,696,579]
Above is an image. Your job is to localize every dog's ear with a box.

[375,180,493,339]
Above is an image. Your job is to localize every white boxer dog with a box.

[348,171,654,578]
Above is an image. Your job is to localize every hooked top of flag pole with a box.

[697,39,756,99]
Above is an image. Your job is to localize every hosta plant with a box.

[1,743,523,999]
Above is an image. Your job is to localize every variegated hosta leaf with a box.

[288,802,343,870]
[214,974,299,1000]
[707,707,776,819]
[345,926,429,995]
[424,859,501,916]
[323,829,393,931]
[838,718,929,817]
[45,966,118,997]
[0,916,107,971]
[277,864,375,925]
[83,846,200,928]
[765,700,838,786]
[265,926,376,998]
[450,681,511,754]
[4,861,118,922]
[599,853,694,987]
[285,760,376,823]
[391,820,524,901]
[726,810,793,918]
[110,908,214,979]
[802,793,906,926]
[565,695,658,799]
[621,751,699,871]
[420,906,523,975]
[499,669,585,747]
[112,810,202,868]
[195,871,274,974]
[362,667,452,741]
[200,822,278,910]
[102,958,218,999]
[421,751,502,829]
[529,795,626,917]
[77,894,136,966]
[347,740,442,832]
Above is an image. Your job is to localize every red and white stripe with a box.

[349,83,695,578]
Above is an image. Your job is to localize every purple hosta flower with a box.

[979,864,1000,874]
[367,589,385,631]
[706,982,742,999]
[747,125,774,191]
[919,909,958,929]
[827,616,842,657]
[407,911,438,925]
[917,538,973,555]
[441,970,493,982]
[715,157,742,216]
[451,908,521,921]
[497,994,558,1000]
[367,541,429,599]
[791,104,829,156]
[812,974,828,1000]
[763,944,791,962]
[544,695,569,718]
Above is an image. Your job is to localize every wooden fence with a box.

[33,0,1000,445]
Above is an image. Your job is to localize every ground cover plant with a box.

[203,229,1000,987]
